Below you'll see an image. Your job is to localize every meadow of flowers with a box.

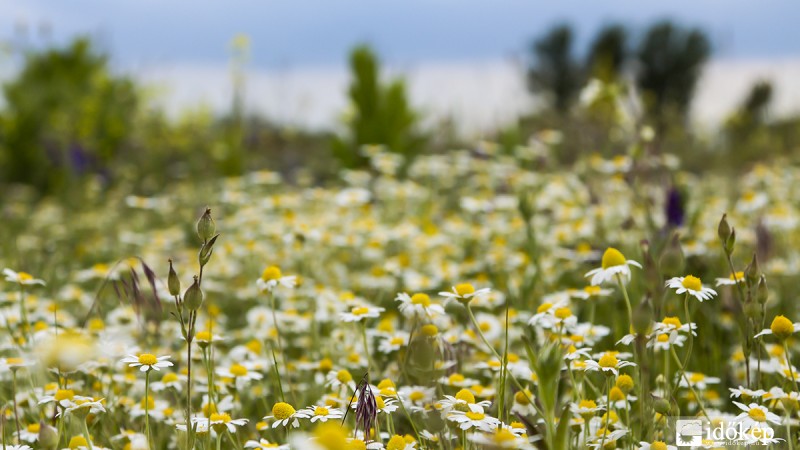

[2,139,800,450]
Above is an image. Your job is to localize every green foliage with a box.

[526,24,582,114]
[0,38,138,193]
[636,21,711,123]
[586,24,628,82]
[332,45,426,169]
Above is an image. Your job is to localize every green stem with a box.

[599,377,612,449]
[784,341,800,393]
[361,323,373,373]
[82,419,95,450]
[145,369,151,446]
[670,348,710,420]
[11,371,20,442]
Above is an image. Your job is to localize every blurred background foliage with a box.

[0,21,798,201]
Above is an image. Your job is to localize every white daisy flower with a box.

[638,442,677,450]
[264,402,302,428]
[120,353,174,372]
[732,401,782,431]
[585,248,641,286]
[439,283,491,305]
[715,271,746,287]
[244,438,290,449]
[256,266,296,292]
[665,275,717,302]
[447,403,501,431]
[3,269,45,286]
[678,372,720,391]
[584,352,636,377]
[295,405,344,423]
[395,292,445,319]
[468,428,534,449]
[339,305,384,322]
[194,413,248,433]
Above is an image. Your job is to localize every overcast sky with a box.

[2,0,799,70]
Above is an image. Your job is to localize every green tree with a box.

[332,45,425,169]
[636,21,710,122]
[526,24,582,114]
[0,38,138,193]
[586,24,628,82]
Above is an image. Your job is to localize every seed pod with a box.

[184,275,204,311]
[653,397,670,415]
[168,259,180,297]
[726,228,737,254]
[756,275,768,305]
[197,207,215,242]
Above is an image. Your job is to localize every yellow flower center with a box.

[337,369,353,383]
[68,436,89,449]
[609,386,625,401]
[272,402,296,420]
[662,316,682,328]
[409,391,425,402]
[537,302,553,314]
[162,373,179,383]
[448,373,465,384]
[454,283,475,296]
[579,399,597,409]
[27,423,40,433]
[376,397,386,409]
[514,390,530,405]
[584,286,602,295]
[6,357,23,365]
[55,389,75,401]
[318,358,333,372]
[229,364,248,377]
[210,412,231,423]
[18,272,33,282]
[196,331,212,342]
[598,353,618,368]
[651,442,668,450]
[730,271,745,281]
[657,334,669,343]
[351,307,369,316]
[748,408,766,422]
[314,406,330,416]
[410,293,431,306]
[386,435,407,450]
[261,266,282,281]
[421,324,439,336]
[681,275,702,292]
[616,374,634,392]
[555,307,572,319]
[140,396,155,409]
[492,428,518,443]
[314,423,348,450]
[455,389,476,404]
[771,315,795,340]
[601,248,626,269]
[690,373,705,383]
[138,354,158,366]
[465,411,485,420]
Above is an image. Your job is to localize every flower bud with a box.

[718,214,731,243]
[653,397,670,415]
[757,275,768,305]
[183,276,204,311]
[197,207,215,242]
[745,253,760,285]
[168,259,180,297]
[744,297,761,322]
[38,421,59,450]
[726,228,736,254]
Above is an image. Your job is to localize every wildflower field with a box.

[3,137,800,450]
